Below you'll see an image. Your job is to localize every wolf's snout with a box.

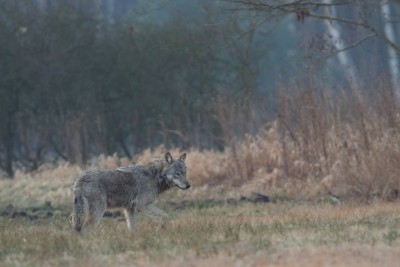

[180,182,191,190]
[173,179,191,189]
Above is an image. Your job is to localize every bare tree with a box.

[225,0,400,95]
[226,1,400,51]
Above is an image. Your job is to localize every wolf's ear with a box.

[179,153,186,162]
[165,152,173,165]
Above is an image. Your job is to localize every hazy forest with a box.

[1,0,400,195]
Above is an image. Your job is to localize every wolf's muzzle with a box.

[178,182,191,190]
[178,182,190,190]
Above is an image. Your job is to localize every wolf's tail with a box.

[70,192,89,233]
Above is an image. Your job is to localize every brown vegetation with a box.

[1,80,400,204]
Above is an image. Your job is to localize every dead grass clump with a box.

[274,81,400,201]
[157,79,400,202]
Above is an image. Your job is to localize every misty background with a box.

[1,0,399,177]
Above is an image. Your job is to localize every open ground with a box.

[1,165,399,267]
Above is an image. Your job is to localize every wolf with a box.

[69,152,190,232]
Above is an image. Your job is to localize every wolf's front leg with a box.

[142,204,168,217]
[124,208,136,231]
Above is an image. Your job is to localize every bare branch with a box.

[224,0,400,54]
[334,33,377,53]
[225,0,352,13]
[216,15,273,51]
[309,12,400,54]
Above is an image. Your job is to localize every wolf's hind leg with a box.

[124,208,136,231]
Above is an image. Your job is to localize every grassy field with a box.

[0,146,399,266]
[1,198,400,267]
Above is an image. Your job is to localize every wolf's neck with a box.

[146,158,173,194]
[157,173,173,194]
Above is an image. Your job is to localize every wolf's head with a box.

[163,152,190,190]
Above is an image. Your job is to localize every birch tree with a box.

[323,0,359,88]
[381,0,400,99]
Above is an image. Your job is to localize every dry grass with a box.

[1,202,399,267]
[1,120,400,208]
[1,81,400,203]
[273,83,400,202]
[134,82,400,203]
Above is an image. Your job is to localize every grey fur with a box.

[70,152,190,232]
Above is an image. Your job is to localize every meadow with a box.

[1,198,399,266]
[1,152,400,266]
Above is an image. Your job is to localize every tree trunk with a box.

[381,0,400,100]
[119,137,132,159]
[323,0,360,89]
[2,117,14,177]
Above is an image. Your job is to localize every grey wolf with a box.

[69,152,190,232]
